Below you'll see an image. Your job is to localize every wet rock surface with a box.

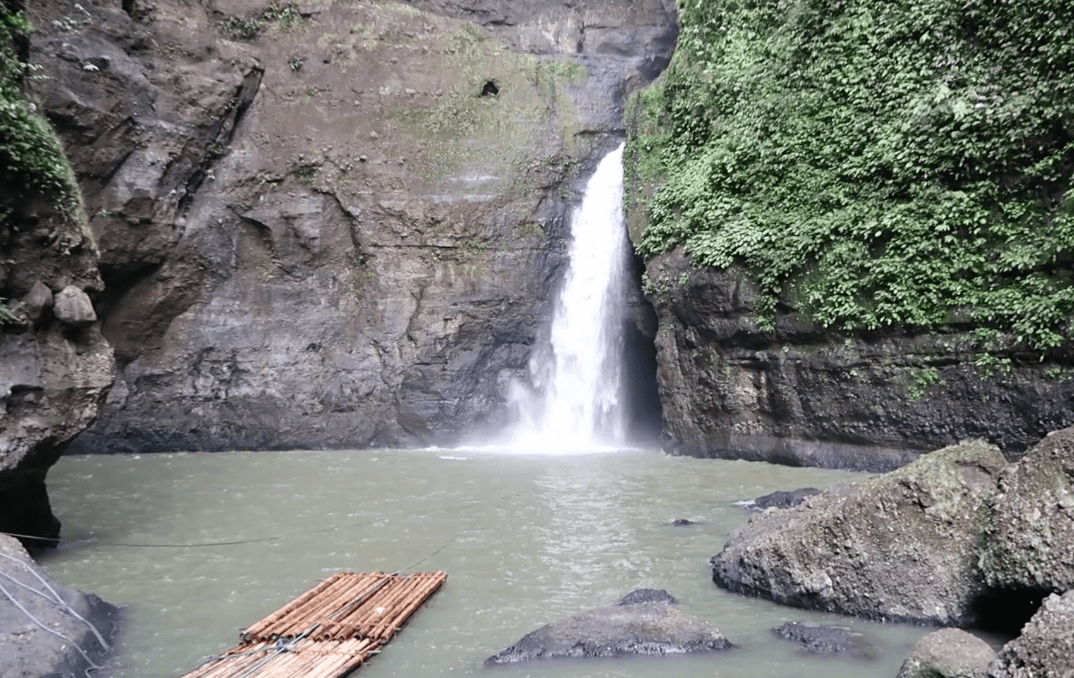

[641,249,1074,471]
[978,428,1074,593]
[25,0,675,453]
[896,628,996,678]
[988,590,1074,678]
[710,440,1007,626]
[616,588,677,605]
[0,535,119,677]
[748,488,821,511]
[485,588,730,664]
[772,622,850,654]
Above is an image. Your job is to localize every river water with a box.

[40,448,937,678]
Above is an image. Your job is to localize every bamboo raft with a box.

[179,571,447,678]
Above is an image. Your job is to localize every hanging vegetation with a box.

[627,0,1074,352]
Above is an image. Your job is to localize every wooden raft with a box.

[179,571,447,678]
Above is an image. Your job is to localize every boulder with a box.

[0,535,119,677]
[51,286,96,328]
[485,589,731,664]
[989,590,1074,678]
[710,440,1007,625]
[979,427,1074,593]
[896,628,997,678]
[21,282,53,325]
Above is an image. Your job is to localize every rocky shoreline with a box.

[0,535,119,678]
[713,426,1074,676]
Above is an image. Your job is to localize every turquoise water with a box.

[40,448,937,678]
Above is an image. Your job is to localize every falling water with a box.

[511,144,630,450]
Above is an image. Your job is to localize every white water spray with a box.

[510,144,630,450]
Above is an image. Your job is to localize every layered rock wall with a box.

[27,0,676,452]
[643,249,1074,471]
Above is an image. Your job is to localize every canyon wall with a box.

[1,0,114,544]
[624,0,1074,472]
[642,250,1074,472]
[26,0,675,453]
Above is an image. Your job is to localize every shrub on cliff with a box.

[1,2,82,221]
[626,0,1074,352]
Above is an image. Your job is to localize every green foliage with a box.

[222,2,299,40]
[0,297,17,324]
[262,2,298,25]
[295,166,315,186]
[628,0,1074,352]
[1044,366,1067,381]
[906,367,942,401]
[223,16,263,39]
[1,7,81,215]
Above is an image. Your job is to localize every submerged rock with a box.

[710,440,1007,626]
[0,535,119,677]
[988,590,1074,678]
[485,589,730,664]
[749,488,822,511]
[772,621,877,660]
[896,628,996,678]
[772,622,849,654]
[616,588,677,605]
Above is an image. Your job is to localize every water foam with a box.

[508,144,630,452]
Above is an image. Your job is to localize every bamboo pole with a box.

[242,574,343,641]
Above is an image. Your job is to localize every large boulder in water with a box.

[0,535,119,677]
[484,589,731,664]
[710,440,1007,626]
[988,590,1074,678]
[979,427,1074,593]
[896,628,996,678]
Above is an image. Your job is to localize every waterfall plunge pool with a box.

[40,448,948,678]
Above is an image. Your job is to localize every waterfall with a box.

[511,144,630,450]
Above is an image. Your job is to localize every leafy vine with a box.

[627,0,1074,352]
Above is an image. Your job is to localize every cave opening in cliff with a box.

[480,80,499,97]
[622,254,664,446]
[970,586,1050,636]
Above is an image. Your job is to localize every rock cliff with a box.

[26,0,675,452]
[641,249,1074,471]
[1,0,114,544]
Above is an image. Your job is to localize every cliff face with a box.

[644,250,1074,472]
[0,177,111,545]
[0,202,113,541]
[27,0,676,452]
[1,0,115,543]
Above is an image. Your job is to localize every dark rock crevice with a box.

[622,250,662,445]
[969,586,1050,637]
